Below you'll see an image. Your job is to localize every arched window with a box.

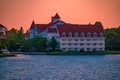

[62,32,66,37]
[99,32,104,37]
[74,32,79,37]
[81,32,85,37]
[68,32,72,37]
[87,32,91,37]
[93,32,98,37]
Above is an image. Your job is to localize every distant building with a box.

[0,24,7,39]
[29,13,105,51]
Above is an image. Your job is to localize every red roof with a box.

[48,28,57,33]
[53,13,60,19]
[57,24,105,37]
[34,21,60,33]
[30,21,35,29]
[36,24,48,33]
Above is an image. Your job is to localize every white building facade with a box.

[29,13,105,51]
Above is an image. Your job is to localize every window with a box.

[100,48,103,50]
[62,43,66,45]
[68,48,73,50]
[87,32,91,37]
[99,32,104,37]
[87,43,91,46]
[93,39,97,41]
[93,43,97,46]
[80,43,84,46]
[93,32,98,37]
[99,39,103,41]
[62,32,66,37]
[81,32,85,37]
[74,48,79,51]
[74,43,78,46]
[99,43,103,45]
[68,32,72,37]
[68,43,72,46]
[74,32,79,37]
[62,48,66,50]
[75,39,79,41]
[68,39,72,41]
[62,39,66,41]
[87,48,90,51]
[87,39,91,41]
[80,39,85,41]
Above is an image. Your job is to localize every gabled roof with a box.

[36,24,48,33]
[57,24,104,37]
[53,13,60,19]
[32,21,60,33]
[30,20,35,29]
[0,24,6,28]
[0,24,7,30]
[48,28,57,33]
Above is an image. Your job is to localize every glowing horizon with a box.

[0,0,120,32]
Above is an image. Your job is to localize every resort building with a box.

[29,13,105,51]
[0,24,7,39]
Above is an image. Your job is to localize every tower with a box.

[51,13,60,23]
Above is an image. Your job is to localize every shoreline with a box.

[0,53,16,57]
[11,51,120,55]
[1,51,120,57]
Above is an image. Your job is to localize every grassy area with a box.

[0,53,16,57]
[105,50,120,54]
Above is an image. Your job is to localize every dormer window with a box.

[68,32,72,37]
[99,32,104,37]
[74,32,79,37]
[87,32,91,37]
[93,32,98,37]
[81,32,85,37]
[62,32,66,37]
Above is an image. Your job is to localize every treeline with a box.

[0,27,57,52]
[105,26,120,50]
[1,26,120,52]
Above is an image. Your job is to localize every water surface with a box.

[0,54,120,80]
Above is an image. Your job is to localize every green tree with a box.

[0,42,5,53]
[22,36,47,52]
[49,37,57,51]
[95,21,103,26]
[6,27,25,51]
[37,37,47,51]
[6,28,18,51]
[17,27,25,49]
[105,27,120,50]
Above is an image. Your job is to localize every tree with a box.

[21,36,47,52]
[95,21,103,26]
[17,27,25,49]
[0,42,5,53]
[49,37,57,51]
[37,37,47,51]
[6,27,25,51]
[105,27,120,50]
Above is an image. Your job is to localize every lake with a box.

[0,54,120,80]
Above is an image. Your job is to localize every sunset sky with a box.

[0,0,120,32]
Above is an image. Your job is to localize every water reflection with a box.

[0,54,120,80]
